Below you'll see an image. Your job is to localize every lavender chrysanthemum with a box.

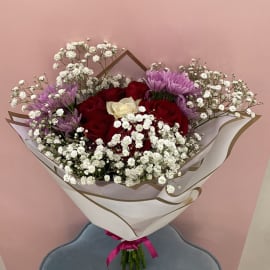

[145,70,167,92]
[28,84,79,135]
[28,84,78,113]
[55,109,81,135]
[145,70,201,118]
[164,71,199,95]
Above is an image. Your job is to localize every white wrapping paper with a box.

[8,113,258,240]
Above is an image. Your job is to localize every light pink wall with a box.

[1,1,270,270]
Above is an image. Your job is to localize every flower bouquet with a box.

[7,39,259,270]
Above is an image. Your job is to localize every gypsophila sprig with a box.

[179,59,259,128]
[10,38,259,191]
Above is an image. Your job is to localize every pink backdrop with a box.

[1,0,270,269]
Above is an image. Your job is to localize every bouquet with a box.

[7,38,259,269]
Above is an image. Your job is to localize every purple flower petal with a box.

[145,70,201,118]
[55,109,81,135]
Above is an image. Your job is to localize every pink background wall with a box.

[1,0,270,269]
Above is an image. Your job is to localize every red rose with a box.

[81,108,114,142]
[140,99,189,135]
[77,81,189,144]
[76,82,149,143]
[77,96,115,142]
[97,87,125,101]
[77,95,105,122]
[124,81,149,100]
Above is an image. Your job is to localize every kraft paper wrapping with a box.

[7,113,258,240]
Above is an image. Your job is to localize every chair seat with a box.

[40,223,221,270]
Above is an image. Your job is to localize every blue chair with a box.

[40,223,221,270]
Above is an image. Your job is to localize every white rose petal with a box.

[107,97,139,119]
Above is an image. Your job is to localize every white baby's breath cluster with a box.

[10,39,129,111]
[10,76,48,110]
[53,39,124,97]
[27,107,201,189]
[9,39,259,193]
[179,59,258,126]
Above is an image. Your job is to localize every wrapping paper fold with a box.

[7,112,258,240]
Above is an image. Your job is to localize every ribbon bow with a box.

[105,231,158,266]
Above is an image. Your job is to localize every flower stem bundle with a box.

[121,246,146,270]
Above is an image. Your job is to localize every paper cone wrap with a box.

[7,112,258,240]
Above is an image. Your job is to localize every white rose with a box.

[106,97,140,119]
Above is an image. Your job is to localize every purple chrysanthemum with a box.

[164,71,199,95]
[55,109,81,135]
[145,70,201,118]
[28,84,79,135]
[28,84,78,113]
[145,70,168,92]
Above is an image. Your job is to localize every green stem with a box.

[138,246,146,268]
[120,246,146,270]
[121,250,127,270]
[128,251,133,270]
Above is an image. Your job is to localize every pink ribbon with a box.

[105,231,158,266]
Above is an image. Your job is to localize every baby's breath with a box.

[9,39,259,189]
